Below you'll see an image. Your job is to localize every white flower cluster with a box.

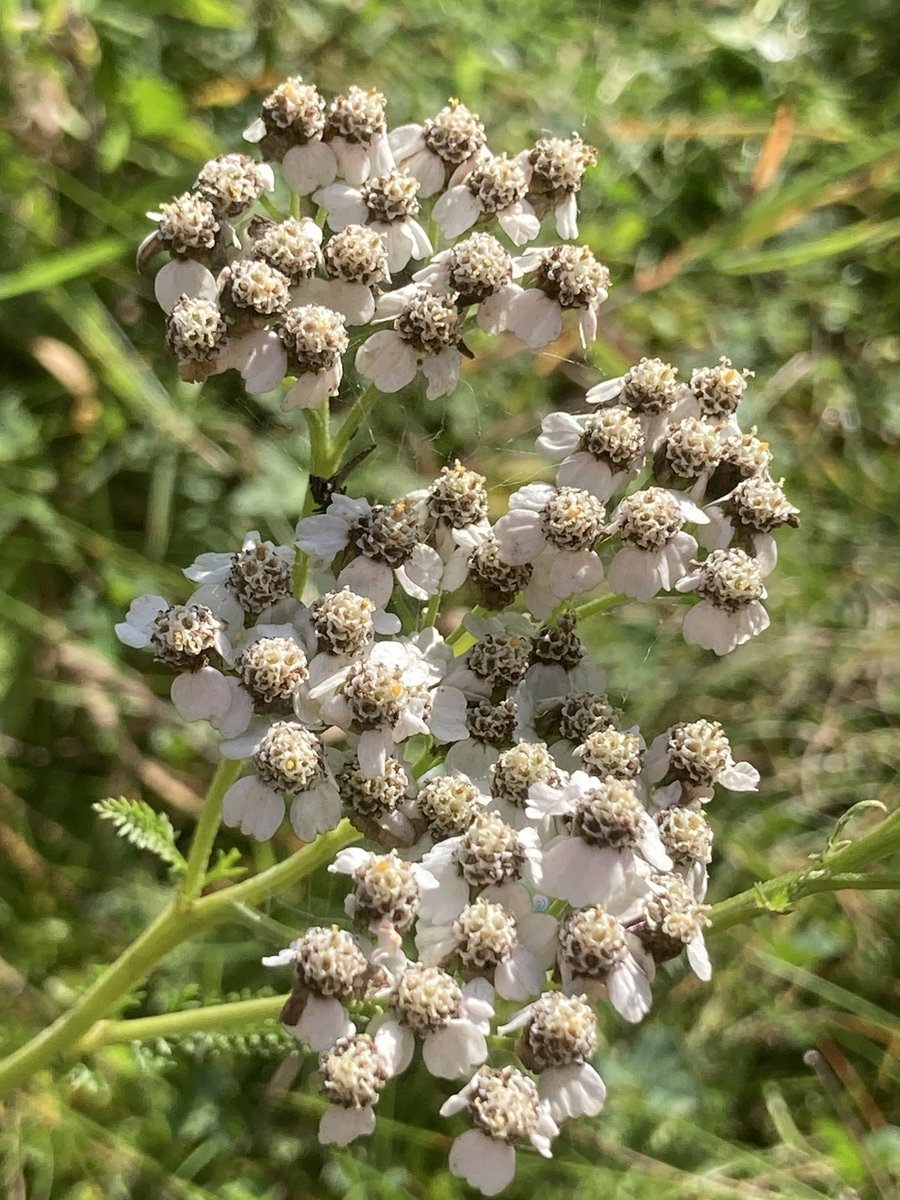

[138,77,607,404]
[124,76,799,1195]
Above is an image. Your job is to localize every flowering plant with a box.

[2,72,896,1197]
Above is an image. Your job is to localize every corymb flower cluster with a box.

[123,75,798,1195]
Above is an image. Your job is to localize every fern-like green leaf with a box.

[93,797,187,871]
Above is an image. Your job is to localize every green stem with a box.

[82,994,288,1050]
[179,758,243,902]
[303,400,334,479]
[0,902,186,1096]
[574,592,625,620]
[195,819,359,918]
[0,820,360,1097]
[330,384,378,464]
[709,807,900,932]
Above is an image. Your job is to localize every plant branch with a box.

[709,807,900,931]
[179,758,242,901]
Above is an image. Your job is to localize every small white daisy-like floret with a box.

[182,530,295,621]
[426,460,490,529]
[644,717,759,805]
[245,76,327,153]
[557,904,652,1022]
[154,191,220,256]
[220,719,340,841]
[607,486,706,602]
[221,258,292,318]
[194,153,274,218]
[252,216,322,283]
[677,548,770,655]
[467,538,534,610]
[311,587,376,656]
[441,1065,559,1196]
[500,990,607,1124]
[265,925,369,1051]
[149,603,224,670]
[524,133,597,238]
[727,474,800,535]
[356,287,463,400]
[235,636,309,709]
[531,772,670,908]
[576,727,643,779]
[337,756,409,821]
[489,740,562,817]
[658,416,723,485]
[631,872,712,980]
[390,99,486,196]
[536,405,645,500]
[324,223,391,285]
[415,774,484,841]
[317,1031,392,1146]
[433,151,539,246]
[165,295,228,380]
[330,847,435,932]
[510,244,610,349]
[369,937,494,1081]
[690,357,753,418]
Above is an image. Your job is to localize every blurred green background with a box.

[1,0,898,1196]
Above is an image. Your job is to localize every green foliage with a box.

[94,797,187,871]
[1,0,898,1197]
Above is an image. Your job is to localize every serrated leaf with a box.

[93,796,187,870]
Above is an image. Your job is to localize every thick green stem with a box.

[179,758,243,902]
[574,592,625,620]
[0,820,360,1097]
[0,903,186,1096]
[709,807,900,931]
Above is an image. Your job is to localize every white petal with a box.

[717,759,760,791]
[313,183,368,230]
[539,1062,606,1123]
[423,1021,488,1078]
[357,728,391,778]
[554,191,579,240]
[318,1104,376,1146]
[295,512,352,558]
[585,376,625,406]
[297,277,374,326]
[282,365,340,411]
[448,1130,516,1197]
[432,186,481,238]
[288,993,353,1050]
[497,200,540,246]
[494,946,546,1001]
[237,330,288,394]
[493,509,545,566]
[508,289,562,349]
[681,602,739,655]
[428,686,470,743]
[355,329,418,393]
[115,593,168,646]
[549,550,604,599]
[536,411,583,457]
[417,870,469,924]
[374,1018,414,1075]
[388,123,426,159]
[283,142,337,195]
[211,678,255,737]
[221,775,284,840]
[422,347,462,399]
[153,260,216,314]
[607,546,662,601]
[170,666,232,722]
[289,777,341,841]
[687,933,712,981]
[395,543,442,600]
[606,958,652,1023]
[330,138,372,186]
[336,556,394,608]
[406,147,446,196]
